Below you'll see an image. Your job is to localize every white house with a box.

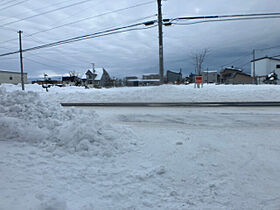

[83,67,112,87]
[0,70,28,85]
[251,56,280,84]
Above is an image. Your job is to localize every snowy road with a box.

[2,83,280,209]
[90,106,280,209]
[1,105,280,209]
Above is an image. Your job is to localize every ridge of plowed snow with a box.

[0,87,135,156]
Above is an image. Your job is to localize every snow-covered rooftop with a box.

[93,68,104,80]
[202,70,217,73]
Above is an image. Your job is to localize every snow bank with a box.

[2,83,280,103]
[0,87,134,156]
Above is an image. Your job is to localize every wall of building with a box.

[227,74,253,84]
[202,72,217,83]
[166,71,182,83]
[252,59,280,77]
[268,59,280,76]
[0,71,27,85]
[143,74,160,80]
[252,59,267,76]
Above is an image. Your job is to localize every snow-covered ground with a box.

[1,84,280,209]
[2,83,280,103]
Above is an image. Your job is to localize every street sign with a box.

[195,76,203,84]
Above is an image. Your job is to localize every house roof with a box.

[142,73,159,76]
[93,68,104,80]
[0,69,27,74]
[127,79,160,82]
[251,56,280,62]
[85,70,93,75]
[167,70,182,74]
[228,71,251,79]
[222,66,242,71]
[202,70,217,73]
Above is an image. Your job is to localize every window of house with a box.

[9,76,13,80]
[276,64,280,69]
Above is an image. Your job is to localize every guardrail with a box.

[61,102,280,107]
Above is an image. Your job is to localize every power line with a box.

[255,45,280,51]
[0,0,74,23]
[1,11,280,66]
[25,25,156,52]
[271,54,280,58]
[0,1,155,45]
[0,21,157,57]
[0,0,29,12]
[0,0,22,7]
[239,61,251,68]
[169,12,280,22]
[0,0,95,27]
[171,16,280,26]
[220,54,250,68]
[24,1,155,37]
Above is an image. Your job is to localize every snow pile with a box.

[0,87,134,156]
[2,83,280,103]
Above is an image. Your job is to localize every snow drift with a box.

[0,87,134,156]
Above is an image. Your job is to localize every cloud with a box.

[0,0,280,78]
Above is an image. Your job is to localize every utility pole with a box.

[252,49,256,85]
[157,0,164,84]
[207,68,209,84]
[18,30,24,91]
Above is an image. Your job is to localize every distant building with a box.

[251,56,280,84]
[0,70,27,85]
[85,69,95,85]
[84,68,112,88]
[142,73,160,80]
[126,79,139,87]
[32,79,62,86]
[139,79,160,86]
[125,76,138,80]
[98,68,112,87]
[202,70,218,84]
[220,67,253,84]
[124,73,161,87]
[166,70,182,83]
[62,76,80,85]
[125,76,139,87]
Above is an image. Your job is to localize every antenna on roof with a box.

[91,63,95,73]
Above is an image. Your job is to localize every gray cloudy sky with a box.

[0,0,280,78]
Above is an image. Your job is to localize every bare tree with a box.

[192,49,209,75]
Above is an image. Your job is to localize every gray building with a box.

[220,67,253,84]
[202,71,218,83]
[166,70,182,83]
[0,70,27,85]
[251,56,280,84]
[142,73,160,80]
[125,76,139,87]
